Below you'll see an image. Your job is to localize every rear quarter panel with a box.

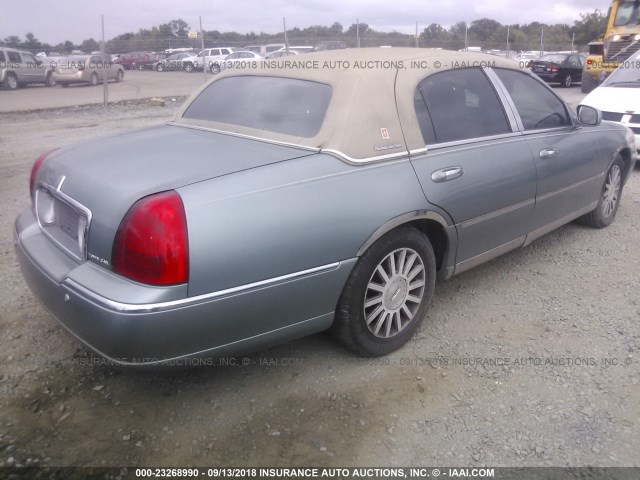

[179,154,436,296]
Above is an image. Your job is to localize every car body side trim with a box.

[453,236,525,276]
[459,198,535,229]
[424,132,524,153]
[62,262,341,314]
[320,148,409,165]
[409,147,428,156]
[166,121,321,153]
[523,201,598,246]
[536,173,604,202]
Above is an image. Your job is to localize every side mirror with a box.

[576,105,601,126]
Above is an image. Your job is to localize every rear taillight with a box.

[112,191,189,286]
[587,59,593,65]
[78,64,85,71]
[549,66,559,72]
[30,149,57,200]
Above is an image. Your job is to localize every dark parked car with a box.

[133,53,167,70]
[15,49,636,366]
[530,53,586,87]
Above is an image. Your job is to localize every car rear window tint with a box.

[183,76,332,138]
[416,68,511,144]
[493,68,571,130]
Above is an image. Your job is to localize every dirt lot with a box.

[0,70,210,113]
[0,93,639,471]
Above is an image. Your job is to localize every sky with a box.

[1,0,612,45]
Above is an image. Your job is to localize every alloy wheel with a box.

[363,248,426,338]
[602,164,621,218]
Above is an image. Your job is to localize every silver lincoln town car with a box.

[14,49,636,366]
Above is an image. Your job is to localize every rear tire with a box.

[562,74,573,88]
[184,62,194,73]
[116,70,123,82]
[156,63,164,72]
[45,74,56,87]
[581,71,595,93]
[89,73,98,86]
[331,226,436,357]
[578,155,624,228]
[2,73,18,90]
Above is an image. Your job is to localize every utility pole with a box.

[356,18,360,48]
[464,23,468,50]
[283,17,289,53]
[200,16,206,83]
[101,14,107,107]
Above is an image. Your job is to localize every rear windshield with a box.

[183,76,332,137]
[539,54,567,64]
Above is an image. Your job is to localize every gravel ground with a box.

[0,95,639,471]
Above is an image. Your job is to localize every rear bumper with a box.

[15,208,352,366]
[52,71,88,84]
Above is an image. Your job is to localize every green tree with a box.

[3,35,21,48]
[347,22,369,36]
[330,22,343,34]
[421,23,446,39]
[573,9,608,44]
[469,18,501,42]
[81,38,100,53]
[168,19,190,37]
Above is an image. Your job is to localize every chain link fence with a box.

[2,17,584,107]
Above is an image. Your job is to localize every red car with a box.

[114,51,153,70]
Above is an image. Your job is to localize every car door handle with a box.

[431,167,464,183]
[539,148,558,159]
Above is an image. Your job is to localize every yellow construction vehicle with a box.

[582,0,640,92]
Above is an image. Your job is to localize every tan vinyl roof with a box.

[174,48,522,162]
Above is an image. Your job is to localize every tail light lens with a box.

[587,59,593,65]
[78,64,85,71]
[112,191,189,286]
[550,66,559,72]
[30,149,57,200]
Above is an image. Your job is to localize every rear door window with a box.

[414,68,511,144]
[183,76,332,137]
[8,51,22,63]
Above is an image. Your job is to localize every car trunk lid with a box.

[34,124,316,270]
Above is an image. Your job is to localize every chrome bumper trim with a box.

[62,262,342,314]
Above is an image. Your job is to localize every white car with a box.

[218,51,263,72]
[580,50,640,156]
[182,47,234,73]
